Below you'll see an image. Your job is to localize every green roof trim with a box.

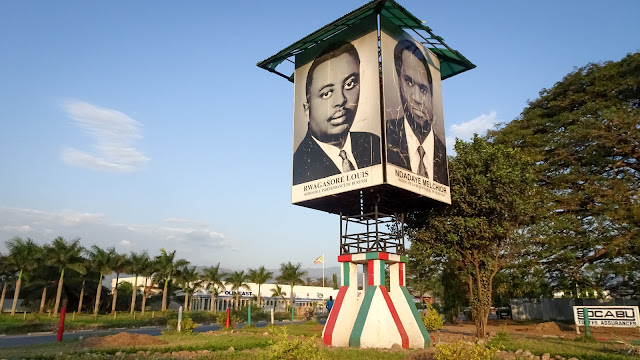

[257,0,475,82]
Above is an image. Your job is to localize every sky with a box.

[1,0,638,271]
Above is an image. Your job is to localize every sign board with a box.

[292,14,383,204]
[573,306,640,329]
[380,16,450,204]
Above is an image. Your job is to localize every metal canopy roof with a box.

[257,0,475,82]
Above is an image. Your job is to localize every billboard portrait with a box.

[292,15,383,204]
[381,16,451,204]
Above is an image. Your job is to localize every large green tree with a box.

[154,249,188,312]
[248,266,273,308]
[277,262,307,309]
[201,263,225,313]
[406,136,535,339]
[489,52,640,293]
[5,237,40,316]
[45,237,86,315]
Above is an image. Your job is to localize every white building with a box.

[111,276,339,312]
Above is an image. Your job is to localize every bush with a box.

[215,312,242,329]
[188,311,217,324]
[488,328,509,348]
[260,326,321,360]
[166,316,198,334]
[422,303,444,331]
[435,341,500,360]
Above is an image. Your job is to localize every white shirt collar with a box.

[404,117,433,179]
[312,132,358,172]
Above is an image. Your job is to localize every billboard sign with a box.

[573,306,640,328]
[380,16,451,204]
[292,15,383,205]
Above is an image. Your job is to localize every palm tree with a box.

[140,259,156,317]
[109,251,128,314]
[177,266,200,311]
[154,249,189,312]
[270,285,287,309]
[76,257,92,314]
[5,237,40,316]
[127,251,150,314]
[0,253,11,313]
[225,271,250,309]
[86,245,113,316]
[201,264,225,313]
[277,262,307,309]
[44,237,86,315]
[248,266,273,308]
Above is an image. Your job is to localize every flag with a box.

[314,255,324,264]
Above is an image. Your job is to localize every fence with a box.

[510,298,639,321]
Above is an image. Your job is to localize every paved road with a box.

[0,320,312,348]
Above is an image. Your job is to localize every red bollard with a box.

[57,307,67,342]
[226,308,230,329]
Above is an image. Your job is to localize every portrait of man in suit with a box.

[293,41,381,185]
[386,39,449,186]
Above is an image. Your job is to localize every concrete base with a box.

[322,253,430,349]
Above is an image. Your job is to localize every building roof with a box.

[257,0,475,82]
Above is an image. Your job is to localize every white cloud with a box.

[2,225,32,233]
[0,206,232,265]
[61,100,149,173]
[446,110,499,154]
[163,218,210,228]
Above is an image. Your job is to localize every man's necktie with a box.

[417,145,428,178]
[339,150,355,172]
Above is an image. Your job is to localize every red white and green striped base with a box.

[322,252,431,349]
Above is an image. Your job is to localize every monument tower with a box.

[258,0,474,349]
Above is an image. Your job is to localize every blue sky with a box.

[1,0,638,271]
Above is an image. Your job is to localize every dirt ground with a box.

[431,319,640,343]
[80,332,167,348]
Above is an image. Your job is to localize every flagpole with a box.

[322,253,325,288]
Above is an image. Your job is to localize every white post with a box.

[177,306,183,332]
[270,308,274,325]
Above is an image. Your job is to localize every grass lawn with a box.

[490,333,639,360]
[0,312,171,334]
[1,321,638,359]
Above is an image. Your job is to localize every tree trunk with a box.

[0,282,6,313]
[289,284,294,310]
[11,270,23,316]
[141,278,148,316]
[54,269,65,316]
[235,293,240,309]
[39,287,47,314]
[111,273,119,314]
[184,291,188,311]
[162,279,168,312]
[257,284,262,309]
[130,275,138,315]
[77,279,85,314]
[469,267,492,341]
[474,305,489,340]
[0,281,7,315]
[94,273,103,315]
[210,292,215,313]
